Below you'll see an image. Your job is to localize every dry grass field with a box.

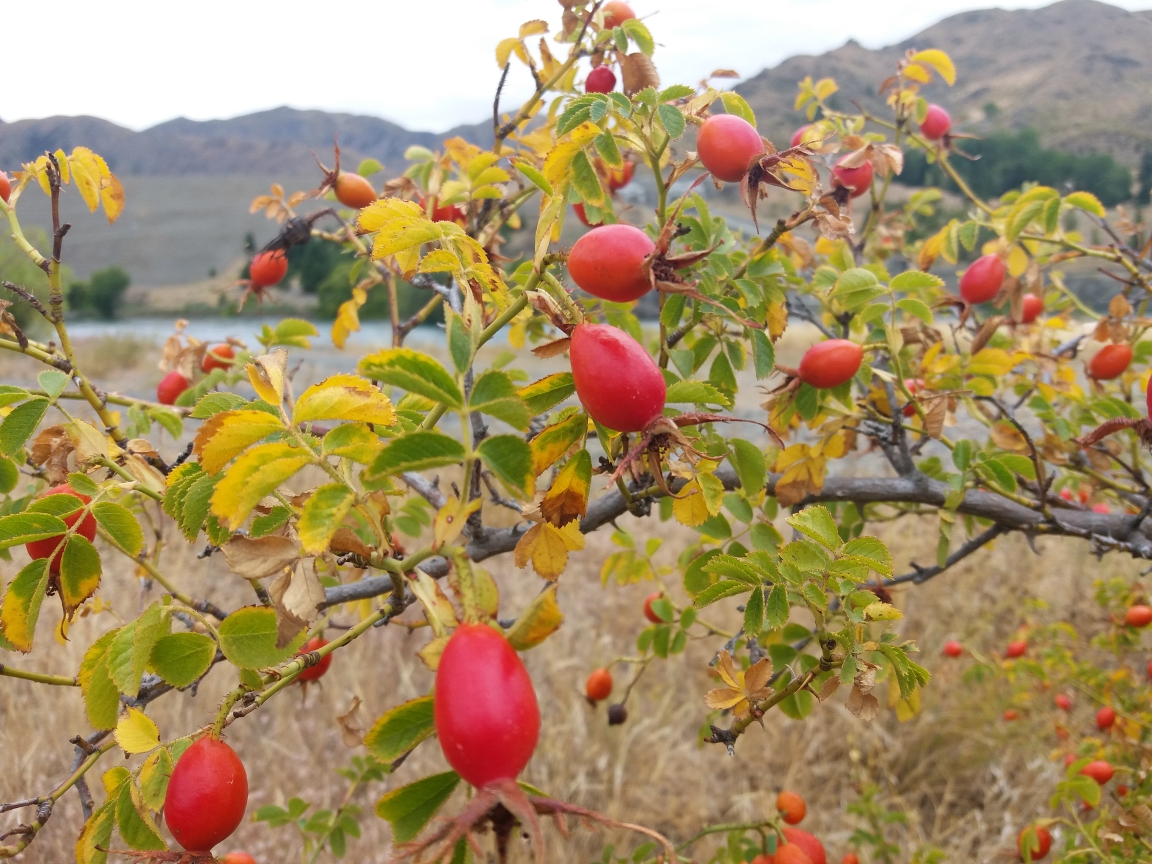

[0,329,1142,863]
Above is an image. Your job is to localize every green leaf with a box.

[832,268,884,311]
[299,483,356,555]
[0,558,51,652]
[445,308,471,374]
[358,348,463,408]
[219,606,299,669]
[512,159,553,198]
[1064,190,1105,218]
[658,84,695,102]
[718,92,756,126]
[786,506,841,550]
[109,603,166,696]
[364,696,435,763]
[765,585,789,629]
[0,456,17,494]
[478,435,535,499]
[751,330,775,378]
[469,370,530,431]
[664,379,731,407]
[518,372,574,416]
[896,297,934,324]
[190,392,248,419]
[38,369,69,399]
[744,586,764,635]
[777,690,814,720]
[60,534,102,616]
[0,512,68,549]
[890,270,944,292]
[0,398,49,456]
[375,772,461,843]
[692,580,749,608]
[115,779,165,850]
[571,150,605,208]
[93,502,144,556]
[657,104,686,140]
[76,798,116,864]
[367,432,466,478]
[593,131,622,167]
[621,17,654,54]
[729,438,766,497]
[149,632,216,688]
[358,157,384,177]
[149,408,183,440]
[841,536,893,577]
[703,554,770,586]
[138,748,173,811]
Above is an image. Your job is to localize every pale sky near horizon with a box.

[3,0,1147,133]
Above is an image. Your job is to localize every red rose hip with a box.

[249,249,288,288]
[434,623,540,787]
[832,157,873,198]
[201,343,235,373]
[1126,604,1152,628]
[1081,760,1114,784]
[567,223,655,302]
[696,114,765,183]
[296,636,333,682]
[570,323,666,432]
[1055,694,1072,711]
[798,339,863,389]
[24,484,97,574]
[1017,825,1052,861]
[602,0,636,28]
[919,104,952,140]
[164,737,249,852]
[790,125,811,148]
[1089,343,1132,380]
[586,66,616,94]
[643,591,664,623]
[157,370,190,406]
[1006,640,1027,658]
[1020,293,1043,324]
[585,668,613,701]
[783,827,827,864]
[1096,706,1116,729]
[0,171,10,204]
[334,172,377,209]
[959,254,1005,304]
[943,640,963,658]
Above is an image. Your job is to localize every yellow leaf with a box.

[518,19,548,38]
[298,485,356,556]
[418,249,460,273]
[513,520,584,580]
[114,707,160,755]
[902,63,931,84]
[434,496,483,549]
[908,49,956,86]
[1007,245,1029,278]
[193,409,284,474]
[496,37,522,67]
[357,198,442,260]
[673,478,711,527]
[410,568,458,637]
[246,349,288,407]
[540,450,591,527]
[67,147,103,213]
[506,585,563,650]
[332,285,367,349]
[294,374,397,426]
[210,442,312,531]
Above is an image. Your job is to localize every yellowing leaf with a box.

[908,49,956,86]
[298,485,356,555]
[332,285,368,349]
[114,707,160,755]
[505,586,562,650]
[1007,245,1029,278]
[539,450,591,527]
[193,409,284,474]
[773,443,826,506]
[518,19,548,38]
[246,349,288,407]
[433,496,482,549]
[410,569,458,637]
[357,198,442,260]
[513,520,585,580]
[294,374,397,426]
[210,442,312,531]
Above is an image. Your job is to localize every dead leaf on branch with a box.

[30,425,73,483]
[621,53,659,96]
[704,652,772,720]
[268,560,326,648]
[221,535,300,580]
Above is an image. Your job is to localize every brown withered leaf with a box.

[30,425,73,483]
[968,315,1003,355]
[847,685,879,721]
[1109,294,1132,320]
[923,394,947,440]
[704,652,771,720]
[330,528,373,559]
[1093,318,1112,343]
[819,676,841,702]
[532,337,572,359]
[221,535,300,579]
[871,143,904,177]
[336,697,366,747]
[418,635,449,671]
[126,439,159,460]
[989,421,1029,454]
[268,560,326,648]
[814,211,854,241]
[621,53,659,96]
[709,69,740,78]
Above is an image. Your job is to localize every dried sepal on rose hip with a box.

[309,137,377,210]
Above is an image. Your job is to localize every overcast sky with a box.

[4,0,1147,132]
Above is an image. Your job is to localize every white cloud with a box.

[2,0,1146,132]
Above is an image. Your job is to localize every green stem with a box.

[0,664,78,686]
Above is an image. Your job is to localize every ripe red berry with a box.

[334,172,377,209]
[201,343,235,373]
[164,737,249,852]
[1064,752,1076,767]
[1055,694,1072,711]
[1081,760,1115,784]
[606,161,635,191]
[249,250,288,288]
[1118,784,1130,797]
[419,196,467,225]
[919,104,952,140]
[643,591,664,624]
[750,856,773,864]
[568,223,655,303]
[842,855,861,864]
[296,636,333,682]
[790,125,811,148]
[902,378,925,416]
[1089,343,1132,380]
[222,854,258,864]
[585,668,613,702]
[696,114,765,183]
[1020,293,1043,324]
[1059,488,1074,502]
[570,323,666,432]
[434,623,540,788]
[1092,503,1111,515]
[0,171,10,204]
[1006,640,1027,659]
[782,827,826,864]
[1126,605,1152,628]
[776,790,807,825]
[1003,709,1019,721]
[959,254,1005,304]
[586,66,617,94]
[1096,706,1117,730]
[775,845,814,864]
[24,484,96,574]
[832,157,873,198]
[602,0,636,28]
[157,370,190,406]
[943,640,963,658]
[798,339,863,389]
[1017,825,1052,861]
[1078,487,1091,505]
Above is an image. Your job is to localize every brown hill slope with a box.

[738,0,1152,164]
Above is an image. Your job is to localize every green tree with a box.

[68,265,130,319]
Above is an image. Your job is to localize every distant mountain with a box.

[738,0,1152,165]
[0,108,493,176]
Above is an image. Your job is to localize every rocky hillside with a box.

[739,0,1152,165]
